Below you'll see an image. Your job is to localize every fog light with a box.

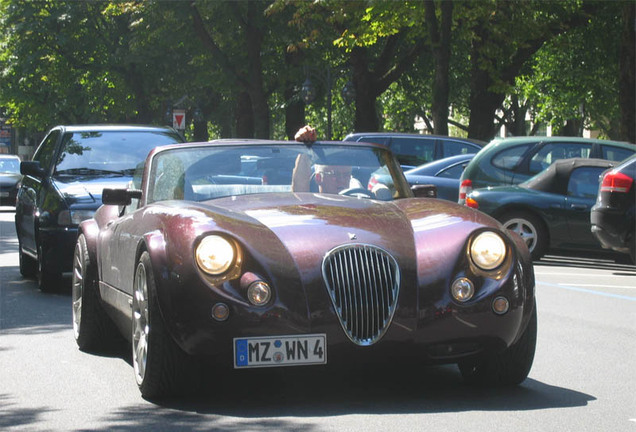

[451,278,474,302]
[211,303,229,321]
[247,281,271,306]
[492,296,509,315]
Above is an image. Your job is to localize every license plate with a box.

[234,334,327,368]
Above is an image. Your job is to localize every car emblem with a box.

[348,232,357,240]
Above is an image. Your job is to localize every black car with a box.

[15,124,184,291]
[343,132,485,170]
[591,154,636,263]
[0,154,22,206]
[465,158,616,260]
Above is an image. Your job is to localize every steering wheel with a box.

[338,187,374,198]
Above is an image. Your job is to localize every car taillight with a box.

[600,170,633,193]
[465,197,479,209]
[459,179,472,204]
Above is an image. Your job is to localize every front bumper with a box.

[156,254,533,369]
[38,226,79,273]
[0,188,18,206]
[590,209,631,253]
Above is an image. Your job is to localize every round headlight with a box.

[196,235,236,275]
[451,277,474,302]
[247,281,272,306]
[470,231,506,270]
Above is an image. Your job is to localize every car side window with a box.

[437,163,466,179]
[601,145,634,162]
[528,143,592,175]
[443,141,479,157]
[567,167,605,199]
[33,130,60,172]
[124,162,145,214]
[391,137,435,167]
[491,144,533,170]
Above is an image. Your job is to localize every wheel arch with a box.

[77,219,100,270]
[492,205,550,240]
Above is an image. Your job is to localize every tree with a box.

[461,1,593,141]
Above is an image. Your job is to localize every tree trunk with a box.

[553,119,583,137]
[235,92,254,138]
[619,3,635,143]
[467,63,504,140]
[425,0,453,136]
[351,47,381,132]
[284,50,305,139]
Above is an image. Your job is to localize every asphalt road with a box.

[1,207,634,432]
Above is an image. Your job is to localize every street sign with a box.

[173,109,186,130]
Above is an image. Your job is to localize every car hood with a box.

[188,192,498,268]
[54,175,133,205]
[0,172,22,186]
[142,192,516,341]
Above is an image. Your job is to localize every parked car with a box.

[15,124,184,291]
[343,132,485,170]
[459,136,635,204]
[73,138,536,398]
[464,158,616,260]
[0,154,22,206]
[591,154,636,263]
[369,154,475,201]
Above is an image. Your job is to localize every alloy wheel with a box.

[132,262,150,386]
[71,243,83,340]
[503,217,538,253]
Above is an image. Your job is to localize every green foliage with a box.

[0,0,629,142]
[517,1,623,138]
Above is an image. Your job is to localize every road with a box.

[1,208,634,431]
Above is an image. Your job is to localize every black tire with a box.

[37,242,62,292]
[132,251,200,399]
[459,303,537,386]
[18,241,37,278]
[499,211,548,260]
[72,234,120,352]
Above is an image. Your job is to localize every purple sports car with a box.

[73,139,537,398]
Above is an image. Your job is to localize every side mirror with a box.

[412,184,437,198]
[21,161,45,178]
[102,188,142,206]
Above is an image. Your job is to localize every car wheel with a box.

[72,234,120,352]
[37,243,62,292]
[18,241,37,278]
[132,251,200,399]
[458,303,537,386]
[500,212,548,260]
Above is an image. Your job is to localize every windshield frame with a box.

[142,141,413,205]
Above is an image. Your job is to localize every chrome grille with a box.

[322,244,400,346]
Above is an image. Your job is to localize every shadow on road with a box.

[535,254,636,275]
[61,364,595,432]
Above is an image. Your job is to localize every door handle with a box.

[570,204,588,210]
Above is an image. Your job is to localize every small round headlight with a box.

[470,231,506,271]
[247,281,271,306]
[451,278,474,302]
[196,235,236,275]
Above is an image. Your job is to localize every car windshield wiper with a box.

[55,168,132,176]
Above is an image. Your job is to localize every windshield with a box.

[54,131,182,176]
[146,143,411,203]
[0,157,20,174]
